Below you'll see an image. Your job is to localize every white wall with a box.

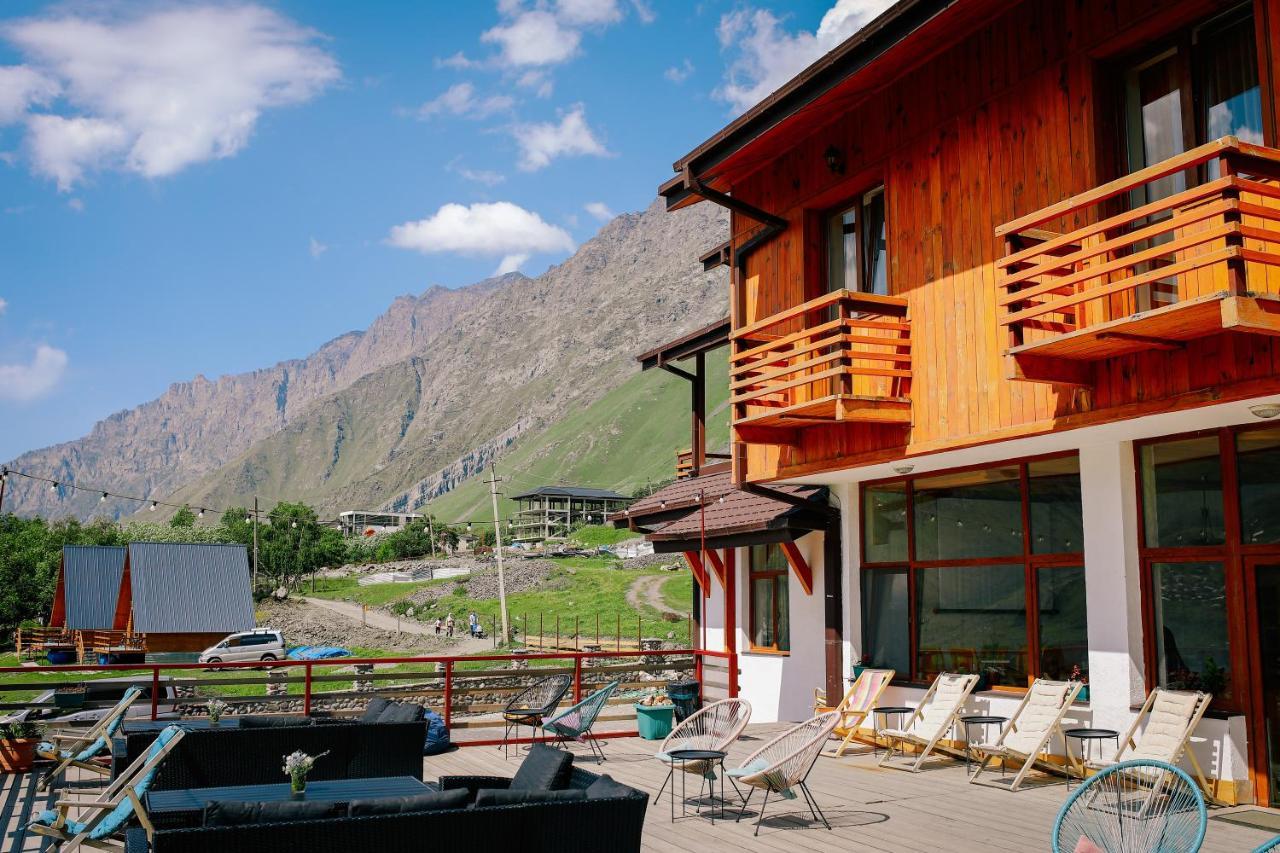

[732,532,828,723]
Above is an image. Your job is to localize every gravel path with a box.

[276,597,492,655]
[626,574,685,619]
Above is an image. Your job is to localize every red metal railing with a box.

[0,648,737,748]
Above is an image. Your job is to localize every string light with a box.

[149,501,157,512]
[50,481,59,492]
[100,492,108,502]
[198,508,205,518]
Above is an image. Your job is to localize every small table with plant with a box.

[635,692,675,741]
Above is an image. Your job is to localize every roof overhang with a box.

[636,317,731,371]
[660,0,980,209]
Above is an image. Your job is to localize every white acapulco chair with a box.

[728,711,840,836]
[653,698,752,804]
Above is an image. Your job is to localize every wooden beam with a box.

[1095,331,1185,351]
[1005,353,1094,387]
[704,549,726,587]
[723,549,736,660]
[823,523,843,705]
[1221,295,1280,337]
[683,551,711,598]
[780,541,813,595]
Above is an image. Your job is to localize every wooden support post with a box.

[823,519,844,707]
[303,663,313,717]
[1220,154,1248,297]
[692,351,706,475]
[151,666,159,721]
[723,549,736,656]
[780,540,814,595]
[573,655,583,703]
[443,660,453,727]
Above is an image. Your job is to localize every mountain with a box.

[3,199,728,520]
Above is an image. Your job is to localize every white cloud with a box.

[482,9,580,67]
[66,196,83,212]
[0,65,58,124]
[555,0,622,27]
[516,70,553,98]
[664,59,694,84]
[3,5,339,190]
[494,253,529,275]
[511,104,609,171]
[0,297,7,315]
[413,82,514,120]
[387,202,574,265]
[630,0,656,25]
[309,236,327,258]
[715,0,892,114]
[0,343,68,402]
[584,201,613,221]
[446,156,505,186]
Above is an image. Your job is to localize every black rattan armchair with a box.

[501,675,572,758]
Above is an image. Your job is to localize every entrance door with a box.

[1250,561,1280,807]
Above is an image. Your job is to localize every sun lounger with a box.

[969,678,1082,790]
[813,667,894,757]
[878,672,980,772]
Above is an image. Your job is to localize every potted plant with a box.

[282,749,328,797]
[634,690,675,741]
[1069,664,1090,702]
[53,685,87,710]
[205,698,229,725]
[0,721,44,774]
[852,653,873,680]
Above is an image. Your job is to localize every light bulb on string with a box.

[101,492,109,503]
[150,501,157,512]
[50,481,59,492]
[198,509,205,519]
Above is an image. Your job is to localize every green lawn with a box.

[660,572,693,613]
[568,524,640,548]
[306,576,435,607]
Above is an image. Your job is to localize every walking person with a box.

[434,617,442,636]
[468,611,478,637]
[445,613,455,638]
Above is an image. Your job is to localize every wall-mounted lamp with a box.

[1250,403,1280,419]
[824,145,845,175]
[893,464,915,475]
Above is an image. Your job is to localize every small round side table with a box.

[665,748,728,823]
[960,715,1009,773]
[1064,727,1119,790]
[871,705,913,757]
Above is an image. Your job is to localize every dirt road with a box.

[294,596,493,654]
[626,574,685,619]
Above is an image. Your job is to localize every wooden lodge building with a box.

[637,0,1280,807]
[47,542,255,658]
[510,486,631,545]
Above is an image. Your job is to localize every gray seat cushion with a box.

[585,774,635,800]
[474,788,587,807]
[360,697,391,723]
[203,799,339,826]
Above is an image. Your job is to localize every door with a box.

[1248,561,1280,807]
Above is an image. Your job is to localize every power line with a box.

[0,466,268,521]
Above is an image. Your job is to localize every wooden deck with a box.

[5,724,1276,851]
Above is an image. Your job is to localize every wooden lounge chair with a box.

[38,685,143,791]
[500,674,572,758]
[813,667,894,757]
[968,678,1083,790]
[542,680,619,763]
[878,672,980,772]
[728,711,840,836]
[29,724,185,852]
[1085,688,1217,801]
[653,698,751,803]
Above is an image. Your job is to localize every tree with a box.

[220,507,254,546]
[259,502,326,591]
[170,506,196,528]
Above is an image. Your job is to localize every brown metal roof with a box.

[612,469,826,551]
[635,317,731,371]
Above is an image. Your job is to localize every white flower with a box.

[282,749,329,776]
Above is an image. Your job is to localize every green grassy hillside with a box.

[429,348,730,525]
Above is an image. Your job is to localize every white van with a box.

[198,629,286,664]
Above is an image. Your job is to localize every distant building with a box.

[47,542,255,658]
[337,510,423,537]
[510,486,632,544]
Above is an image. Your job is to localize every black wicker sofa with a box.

[124,763,648,853]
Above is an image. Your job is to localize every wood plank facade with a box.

[671,0,1280,484]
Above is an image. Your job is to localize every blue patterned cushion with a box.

[73,736,107,763]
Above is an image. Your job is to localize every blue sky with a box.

[0,0,883,462]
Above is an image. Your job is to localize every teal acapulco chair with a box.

[1053,759,1207,853]
[1253,836,1280,853]
[542,679,620,763]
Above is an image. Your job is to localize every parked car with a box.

[198,629,286,664]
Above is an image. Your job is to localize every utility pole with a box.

[487,463,510,646]
[426,503,436,558]
[0,468,7,516]
[252,495,260,593]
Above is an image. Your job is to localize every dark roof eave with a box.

[661,0,954,200]
[636,317,731,370]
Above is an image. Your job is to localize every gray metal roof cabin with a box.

[124,542,254,636]
[52,545,127,630]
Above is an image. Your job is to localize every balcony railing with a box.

[997,136,1280,383]
[729,289,911,441]
[675,448,731,479]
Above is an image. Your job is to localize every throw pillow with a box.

[203,799,338,826]
[348,788,469,816]
[360,696,391,722]
[474,788,587,808]
[510,743,574,791]
[585,774,635,800]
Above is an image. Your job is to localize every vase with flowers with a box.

[283,750,328,797]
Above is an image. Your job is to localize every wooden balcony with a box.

[730,289,911,444]
[675,448,730,479]
[997,137,1280,384]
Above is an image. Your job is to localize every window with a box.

[861,454,1087,690]
[826,186,887,296]
[1135,426,1280,712]
[749,543,790,653]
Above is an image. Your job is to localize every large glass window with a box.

[1237,427,1280,544]
[749,543,790,653]
[1037,566,1089,682]
[1151,562,1231,697]
[913,467,1023,561]
[1140,436,1225,547]
[863,482,908,563]
[826,186,887,296]
[861,569,908,674]
[861,454,1086,690]
[917,565,1028,688]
